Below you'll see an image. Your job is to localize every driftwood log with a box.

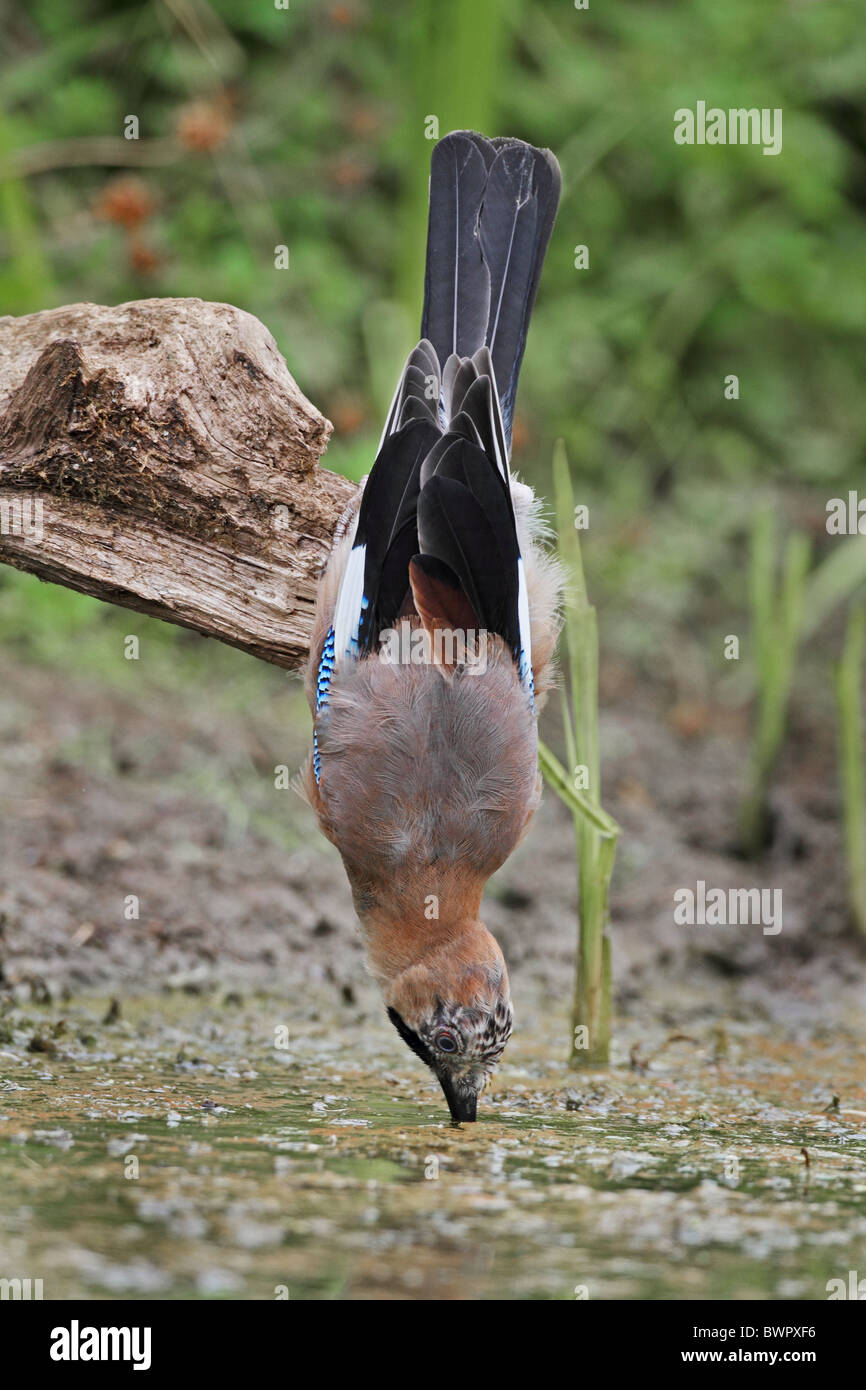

[0,298,357,669]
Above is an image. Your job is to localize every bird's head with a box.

[384,926,512,1123]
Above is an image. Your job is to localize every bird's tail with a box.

[323,131,561,704]
[420,130,561,451]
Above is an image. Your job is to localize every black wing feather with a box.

[353,419,441,649]
[417,462,520,654]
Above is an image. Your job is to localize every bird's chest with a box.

[314,652,539,879]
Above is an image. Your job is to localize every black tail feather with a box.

[420,129,560,449]
[420,133,491,365]
[480,143,561,436]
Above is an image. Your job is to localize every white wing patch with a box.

[516,555,534,696]
[332,543,367,661]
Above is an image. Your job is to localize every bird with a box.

[304,130,562,1122]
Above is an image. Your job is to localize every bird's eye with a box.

[435,1030,458,1053]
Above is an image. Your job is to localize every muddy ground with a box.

[1,629,865,1300]
[1,635,863,1027]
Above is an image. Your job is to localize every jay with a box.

[305,131,562,1121]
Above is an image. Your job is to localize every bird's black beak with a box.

[437,1071,478,1124]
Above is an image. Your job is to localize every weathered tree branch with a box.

[0,298,357,669]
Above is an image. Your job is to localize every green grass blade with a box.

[836,605,866,936]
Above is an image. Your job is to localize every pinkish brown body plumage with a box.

[304,130,562,1121]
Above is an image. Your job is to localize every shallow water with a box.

[1,994,865,1300]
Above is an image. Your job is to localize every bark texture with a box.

[0,297,357,669]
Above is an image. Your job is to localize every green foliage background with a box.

[1,0,864,698]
